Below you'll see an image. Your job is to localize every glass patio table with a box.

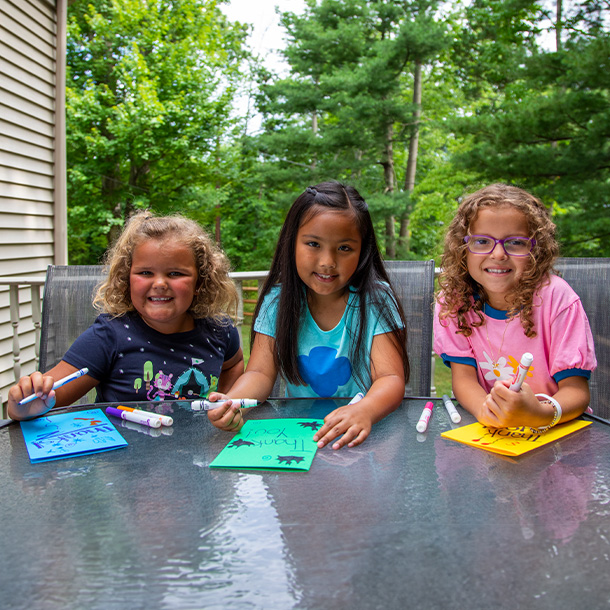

[1,397,609,609]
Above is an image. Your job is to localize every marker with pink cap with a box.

[416,401,434,433]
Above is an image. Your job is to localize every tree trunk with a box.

[382,120,396,258]
[556,0,562,52]
[399,59,422,252]
[311,111,318,171]
[104,161,124,247]
[127,160,149,219]
[354,149,363,180]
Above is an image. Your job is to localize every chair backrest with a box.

[39,266,106,390]
[270,260,436,398]
[555,258,610,422]
[385,260,435,396]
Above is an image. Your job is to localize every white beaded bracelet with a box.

[530,393,562,434]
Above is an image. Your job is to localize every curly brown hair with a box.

[436,184,559,338]
[93,210,237,320]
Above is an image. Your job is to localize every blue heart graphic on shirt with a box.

[298,346,352,396]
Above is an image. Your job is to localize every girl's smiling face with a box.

[129,238,199,334]
[295,208,362,304]
[467,206,532,310]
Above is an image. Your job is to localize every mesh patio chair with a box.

[555,258,610,422]
[38,265,106,404]
[41,262,435,402]
[269,260,435,398]
[385,260,435,397]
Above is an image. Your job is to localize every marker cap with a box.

[521,352,534,366]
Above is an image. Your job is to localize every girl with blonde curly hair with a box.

[434,184,596,432]
[9,211,243,420]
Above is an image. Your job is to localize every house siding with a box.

[0,0,58,405]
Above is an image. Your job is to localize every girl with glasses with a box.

[434,184,596,432]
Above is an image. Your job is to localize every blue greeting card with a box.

[20,409,128,463]
[210,419,323,471]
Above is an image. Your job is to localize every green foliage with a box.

[66,0,251,262]
[408,137,480,263]
[450,0,610,256]
[65,0,610,268]
[255,0,449,259]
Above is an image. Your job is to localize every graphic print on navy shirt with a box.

[62,313,239,403]
[120,322,223,400]
[298,346,351,396]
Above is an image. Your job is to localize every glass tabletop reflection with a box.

[1,397,609,610]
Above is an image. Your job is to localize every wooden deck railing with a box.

[0,276,45,384]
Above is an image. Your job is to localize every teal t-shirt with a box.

[253,285,402,398]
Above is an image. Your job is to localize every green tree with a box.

[450,0,610,256]
[66,0,250,263]
[255,0,448,257]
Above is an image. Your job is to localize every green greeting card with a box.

[210,418,323,471]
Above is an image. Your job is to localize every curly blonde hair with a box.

[93,211,238,320]
[436,184,559,338]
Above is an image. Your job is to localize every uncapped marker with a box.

[192,398,258,410]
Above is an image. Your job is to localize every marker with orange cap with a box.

[117,405,173,426]
[106,407,161,429]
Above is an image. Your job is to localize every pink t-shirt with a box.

[433,274,597,395]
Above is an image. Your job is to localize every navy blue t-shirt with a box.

[62,312,241,403]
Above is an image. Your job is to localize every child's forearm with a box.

[546,376,590,423]
[217,350,245,393]
[451,364,489,420]
[359,374,405,422]
[224,370,275,404]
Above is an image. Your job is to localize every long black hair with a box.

[252,181,409,390]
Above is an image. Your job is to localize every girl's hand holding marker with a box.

[204,394,258,432]
[11,367,91,420]
[18,367,89,406]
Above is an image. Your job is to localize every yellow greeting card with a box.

[441,419,591,456]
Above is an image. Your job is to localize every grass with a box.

[433,355,453,398]
[240,323,452,398]
[240,323,252,361]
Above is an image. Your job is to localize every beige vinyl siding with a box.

[0,0,58,405]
